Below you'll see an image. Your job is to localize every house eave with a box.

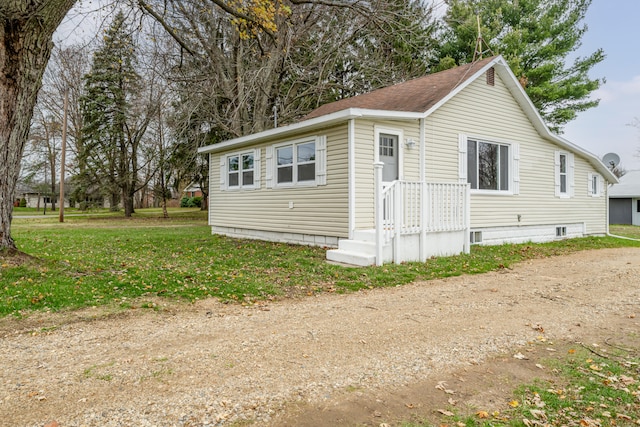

[197,108,423,154]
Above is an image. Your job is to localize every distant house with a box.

[183,183,203,198]
[198,55,617,266]
[15,183,73,209]
[609,170,640,225]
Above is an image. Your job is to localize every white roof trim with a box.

[198,55,618,184]
[198,108,423,154]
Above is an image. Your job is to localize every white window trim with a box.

[268,135,327,188]
[459,133,519,195]
[221,148,261,191]
[555,151,574,198]
[374,126,404,181]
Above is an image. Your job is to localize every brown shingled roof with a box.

[303,56,498,120]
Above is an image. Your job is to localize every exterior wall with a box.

[208,124,349,240]
[610,198,632,225]
[210,225,339,247]
[352,118,421,230]
[471,223,585,246]
[425,73,609,238]
[23,193,72,209]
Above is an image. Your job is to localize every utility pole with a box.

[59,88,68,222]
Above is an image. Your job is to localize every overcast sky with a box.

[55,0,639,169]
[562,0,640,171]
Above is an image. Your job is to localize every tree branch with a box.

[136,0,196,55]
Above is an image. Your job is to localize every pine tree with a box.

[79,11,141,215]
[438,0,604,132]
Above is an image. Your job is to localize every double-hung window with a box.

[276,140,316,185]
[221,149,260,190]
[467,138,510,191]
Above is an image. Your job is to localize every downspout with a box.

[419,118,426,262]
[348,119,356,239]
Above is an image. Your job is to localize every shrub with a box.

[19,198,27,208]
[180,196,203,208]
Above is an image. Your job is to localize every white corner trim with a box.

[348,118,356,240]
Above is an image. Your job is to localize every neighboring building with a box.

[15,183,73,209]
[198,55,617,266]
[183,183,203,198]
[609,170,640,225]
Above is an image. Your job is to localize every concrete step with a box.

[337,239,376,255]
[352,229,377,242]
[326,249,376,267]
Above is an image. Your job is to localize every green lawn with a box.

[2,212,640,317]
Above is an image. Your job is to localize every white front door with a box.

[379,133,399,183]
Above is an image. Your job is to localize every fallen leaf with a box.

[568,349,576,354]
[448,397,458,406]
[508,400,519,408]
[513,352,528,360]
[476,411,489,419]
[535,363,545,369]
[530,409,547,420]
[620,375,636,385]
[405,403,415,409]
[438,409,454,416]
[435,381,448,390]
[589,364,602,371]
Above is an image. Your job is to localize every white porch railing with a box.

[374,162,470,265]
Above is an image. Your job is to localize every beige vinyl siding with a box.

[353,120,375,229]
[426,73,608,235]
[209,124,349,238]
[352,119,421,230]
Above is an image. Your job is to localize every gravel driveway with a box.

[1,247,639,426]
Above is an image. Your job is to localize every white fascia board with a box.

[198,108,421,154]
[198,109,361,154]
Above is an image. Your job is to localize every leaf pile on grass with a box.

[1,214,639,317]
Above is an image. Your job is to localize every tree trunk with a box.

[0,1,76,250]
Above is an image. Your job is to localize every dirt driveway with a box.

[1,247,639,427]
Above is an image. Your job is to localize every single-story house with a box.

[183,183,203,198]
[198,55,617,266]
[609,169,640,225]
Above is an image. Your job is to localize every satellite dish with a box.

[602,152,620,168]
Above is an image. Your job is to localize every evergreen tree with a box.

[79,11,142,215]
[438,0,604,132]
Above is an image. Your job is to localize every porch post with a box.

[394,181,402,263]
[463,183,471,254]
[374,162,384,266]
[419,118,426,262]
